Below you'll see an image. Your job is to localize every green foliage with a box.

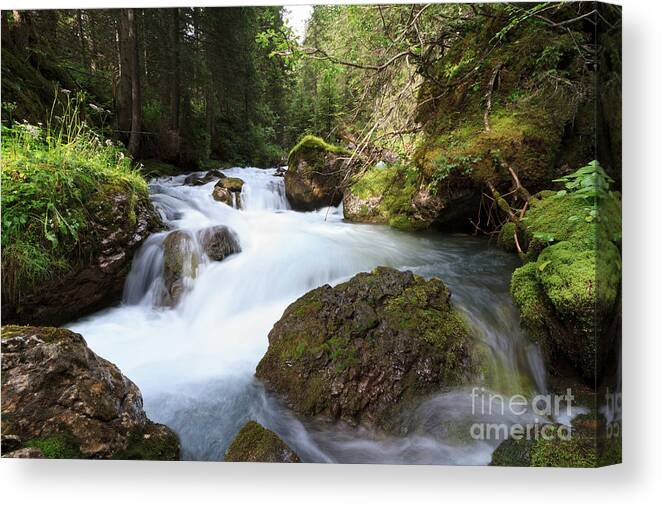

[1,93,147,302]
[25,434,82,459]
[428,153,479,192]
[551,161,619,230]
[523,161,622,253]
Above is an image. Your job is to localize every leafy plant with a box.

[553,160,614,203]
[552,160,617,224]
[1,92,147,302]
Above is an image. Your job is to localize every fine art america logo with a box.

[469,387,576,441]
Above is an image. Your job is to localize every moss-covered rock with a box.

[490,425,598,467]
[510,190,622,381]
[212,177,244,208]
[256,267,477,430]
[1,181,161,326]
[1,326,180,460]
[285,135,349,211]
[224,421,300,463]
[342,163,430,230]
[496,221,519,252]
[160,230,200,307]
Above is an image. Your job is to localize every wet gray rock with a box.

[197,225,241,262]
[184,170,225,186]
[161,230,199,307]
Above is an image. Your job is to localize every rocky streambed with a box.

[47,166,552,464]
[3,166,553,463]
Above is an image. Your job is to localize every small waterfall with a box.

[122,234,166,305]
[69,165,548,464]
[237,168,290,211]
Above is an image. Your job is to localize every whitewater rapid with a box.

[69,166,547,463]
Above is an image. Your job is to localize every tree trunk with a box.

[77,11,90,71]
[117,11,132,138]
[127,9,142,157]
[169,8,181,131]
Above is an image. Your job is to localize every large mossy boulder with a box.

[1,326,180,460]
[1,184,161,326]
[285,135,349,211]
[256,267,477,430]
[224,421,300,463]
[510,189,622,382]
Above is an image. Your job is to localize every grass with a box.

[1,92,148,304]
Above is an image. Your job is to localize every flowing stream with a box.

[69,166,550,464]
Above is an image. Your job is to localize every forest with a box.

[1,3,621,466]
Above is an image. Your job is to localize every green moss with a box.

[510,262,549,344]
[521,188,621,257]
[288,135,348,167]
[388,215,426,231]
[491,426,598,468]
[350,165,400,200]
[530,429,597,467]
[25,434,82,459]
[510,190,622,380]
[490,437,534,467]
[497,221,518,252]
[1,325,77,344]
[382,277,472,385]
[345,163,424,228]
[224,421,300,463]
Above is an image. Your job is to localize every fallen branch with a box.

[507,165,532,202]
